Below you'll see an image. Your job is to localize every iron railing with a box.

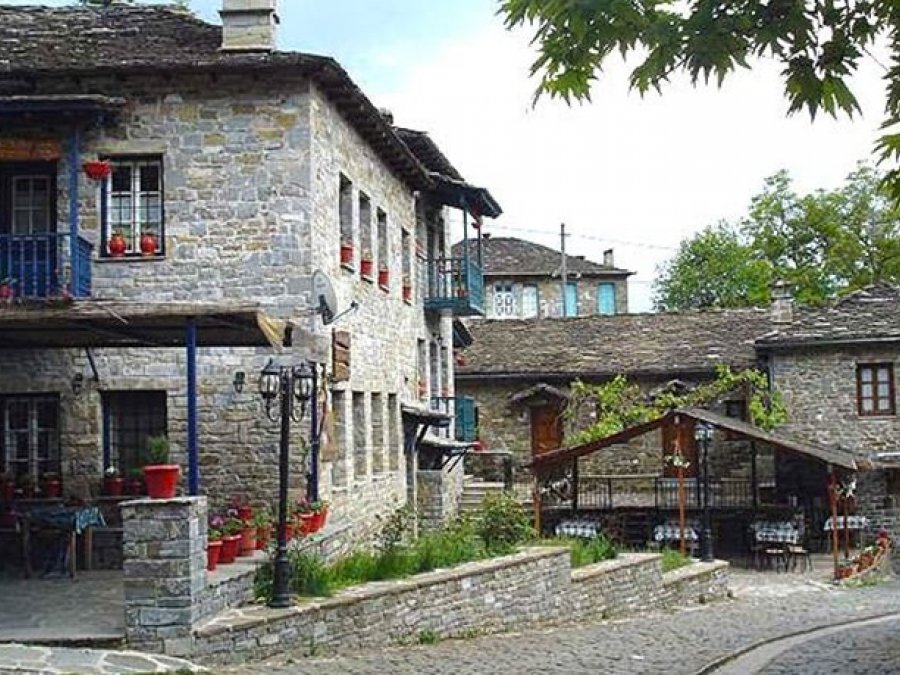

[424,256,484,315]
[0,232,92,300]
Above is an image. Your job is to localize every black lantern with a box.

[232,371,246,394]
[258,359,281,419]
[694,421,715,562]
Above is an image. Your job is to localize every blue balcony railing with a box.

[0,232,93,300]
[424,256,484,316]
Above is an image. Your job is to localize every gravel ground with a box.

[218,570,900,675]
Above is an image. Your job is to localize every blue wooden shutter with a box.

[598,283,616,315]
[564,282,578,317]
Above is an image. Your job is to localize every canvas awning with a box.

[527,407,857,474]
[0,301,291,349]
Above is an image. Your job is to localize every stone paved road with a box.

[219,572,900,675]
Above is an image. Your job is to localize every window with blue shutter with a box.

[598,283,616,315]
[564,282,578,317]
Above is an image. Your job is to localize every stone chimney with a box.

[603,248,614,267]
[220,0,279,53]
[770,280,794,323]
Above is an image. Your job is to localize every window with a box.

[417,338,427,398]
[332,390,347,486]
[493,283,515,318]
[440,345,450,396]
[857,364,896,416]
[103,157,164,256]
[388,393,400,471]
[339,174,353,246]
[376,208,388,282]
[1,395,60,481]
[429,341,440,397]
[12,176,51,235]
[103,391,167,475]
[401,228,411,298]
[371,393,385,473]
[352,392,367,478]
[598,283,616,315]
[564,282,578,317]
[522,285,539,318]
[358,192,372,274]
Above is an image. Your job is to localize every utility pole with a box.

[560,222,568,317]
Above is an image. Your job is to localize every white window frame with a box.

[493,283,516,318]
[11,175,51,235]
[105,158,163,256]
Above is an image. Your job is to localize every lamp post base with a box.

[269,552,292,608]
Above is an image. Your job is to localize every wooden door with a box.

[531,404,562,457]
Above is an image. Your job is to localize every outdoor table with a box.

[823,515,868,531]
[19,505,105,578]
[555,519,602,539]
[653,522,699,543]
[750,521,801,545]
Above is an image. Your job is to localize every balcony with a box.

[0,232,92,301]
[430,396,478,443]
[424,257,484,316]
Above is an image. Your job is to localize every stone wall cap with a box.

[662,559,730,585]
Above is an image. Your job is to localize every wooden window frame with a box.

[857,363,896,417]
[100,156,165,258]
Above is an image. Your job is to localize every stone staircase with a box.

[459,476,506,514]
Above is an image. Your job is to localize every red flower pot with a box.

[143,464,180,499]
[360,258,374,278]
[139,233,158,257]
[207,539,222,571]
[284,523,295,541]
[402,284,412,303]
[239,526,257,556]
[108,234,127,258]
[43,480,61,499]
[2,481,15,503]
[126,478,144,496]
[219,535,240,564]
[311,508,328,533]
[83,161,111,181]
[256,526,271,550]
[378,269,389,288]
[0,284,12,300]
[237,505,253,523]
[104,477,124,496]
[298,513,315,535]
[340,242,353,265]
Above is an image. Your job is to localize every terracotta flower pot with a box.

[360,258,373,278]
[256,525,271,550]
[219,535,241,564]
[83,161,111,181]
[108,234,127,258]
[239,526,257,556]
[402,284,412,303]
[284,523,295,541]
[0,284,12,301]
[103,477,124,496]
[139,233,158,256]
[298,513,315,535]
[340,242,353,265]
[311,508,328,533]
[207,540,222,571]
[378,269,389,288]
[43,480,61,499]
[143,464,180,499]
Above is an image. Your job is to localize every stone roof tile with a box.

[451,237,632,277]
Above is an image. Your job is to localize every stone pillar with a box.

[121,496,207,656]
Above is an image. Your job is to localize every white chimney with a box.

[603,248,614,267]
[770,280,794,323]
[220,0,279,53]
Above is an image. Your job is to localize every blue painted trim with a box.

[186,319,199,495]
[67,130,79,297]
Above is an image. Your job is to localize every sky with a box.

[17,1,891,311]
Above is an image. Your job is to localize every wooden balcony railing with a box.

[424,256,484,316]
[0,232,92,300]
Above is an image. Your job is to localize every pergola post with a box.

[67,127,80,296]
[186,318,199,495]
[750,441,758,511]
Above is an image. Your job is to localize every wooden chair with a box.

[762,545,788,572]
[787,544,812,573]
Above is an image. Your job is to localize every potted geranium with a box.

[83,160,112,181]
[219,516,243,564]
[360,250,374,279]
[142,435,180,499]
[402,275,412,303]
[139,232,158,257]
[378,266,389,289]
[310,500,329,533]
[103,466,124,496]
[340,239,353,266]
[207,519,223,572]
[108,230,127,257]
[253,508,273,550]
[293,497,315,535]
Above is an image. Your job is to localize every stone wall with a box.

[417,467,464,531]
[483,274,629,319]
[190,549,729,663]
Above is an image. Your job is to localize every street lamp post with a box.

[694,421,715,563]
[258,358,314,609]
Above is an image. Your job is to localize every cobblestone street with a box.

[221,571,900,675]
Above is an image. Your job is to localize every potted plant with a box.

[108,230,127,257]
[239,521,257,556]
[232,497,253,524]
[360,250,374,279]
[125,467,144,496]
[378,266,389,289]
[17,474,35,499]
[139,232,158,257]
[0,277,14,301]
[142,435,180,499]
[207,526,223,572]
[82,160,112,181]
[1,473,15,502]
[253,508,273,550]
[42,472,62,499]
[219,516,243,564]
[340,239,353,266]
[310,500,329,532]
[103,466,124,496]
[293,497,315,535]
[402,275,412,303]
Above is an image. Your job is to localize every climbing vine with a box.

[564,366,786,447]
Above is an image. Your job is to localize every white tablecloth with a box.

[750,521,801,545]
[654,523,699,543]
[824,516,868,531]
[555,519,601,539]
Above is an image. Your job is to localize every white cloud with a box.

[376,24,887,312]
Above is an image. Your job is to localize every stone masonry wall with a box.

[483,275,629,319]
[190,549,730,663]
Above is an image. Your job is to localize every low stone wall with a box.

[190,549,730,663]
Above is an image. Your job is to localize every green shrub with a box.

[660,548,692,573]
[291,551,333,596]
[413,517,485,573]
[569,535,617,568]
[474,492,534,555]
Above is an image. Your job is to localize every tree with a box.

[652,164,900,310]
[499,1,900,196]
[653,222,772,311]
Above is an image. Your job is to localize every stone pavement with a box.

[221,569,900,675]
[0,643,200,674]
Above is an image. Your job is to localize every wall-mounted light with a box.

[71,372,84,396]
[233,371,246,394]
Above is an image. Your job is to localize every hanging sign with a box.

[0,138,62,161]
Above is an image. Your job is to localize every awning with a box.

[528,406,857,474]
[0,301,291,349]
[401,403,452,428]
[429,172,502,218]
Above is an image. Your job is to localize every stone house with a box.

[451,236,632,319]
[0,1,500,558]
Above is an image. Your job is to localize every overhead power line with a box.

[486,223,679,252]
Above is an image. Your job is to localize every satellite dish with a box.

[312,270,338,324]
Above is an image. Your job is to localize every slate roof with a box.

[394,128,463,181]
[0,5,430,190]
[756,283,900,348]
[451,237,632,277]
[456,309,774,380]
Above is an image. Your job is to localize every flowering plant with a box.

[311,500,329,514]
[666,452,691,469]
[292,497,314,515]
[104,465,120,478]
